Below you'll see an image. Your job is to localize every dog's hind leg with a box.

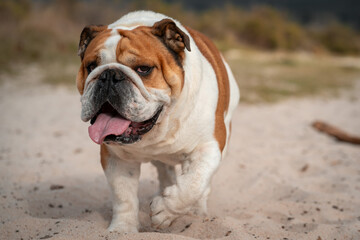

[150,141,221,229]
[190,186,210,216]
[151,161,177,192]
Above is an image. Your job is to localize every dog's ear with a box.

[78,25,107,60]
[152,19,191,54]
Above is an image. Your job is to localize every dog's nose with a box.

[99,69,126,84]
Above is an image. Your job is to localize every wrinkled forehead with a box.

[98,28,122,65]
[96,25,159,65]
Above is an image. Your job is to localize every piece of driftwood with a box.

[312,120,360,145]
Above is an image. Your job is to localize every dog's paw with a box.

[107,221,138,233]
[150,196,179,229]
[189,196,208,217]
[189,204,208,217]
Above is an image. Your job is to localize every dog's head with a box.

[76,19,191,145]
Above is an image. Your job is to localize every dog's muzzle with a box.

[83,67,163,145]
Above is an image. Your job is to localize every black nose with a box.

[99,69,126,84]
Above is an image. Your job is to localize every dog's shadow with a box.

[24,174,229,238]
[25,175,158,231]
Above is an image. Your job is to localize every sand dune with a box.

[0,73,359,239]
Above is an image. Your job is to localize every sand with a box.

[0,68,359,240]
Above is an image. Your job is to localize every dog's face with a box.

[76,19,191,145]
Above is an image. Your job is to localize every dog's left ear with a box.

[78,25,107,60]
[152,19,191,53]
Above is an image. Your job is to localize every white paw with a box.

[107,221,138,233]
[190,204,208,217]
[189,197,208,216]
[150,196,179,229]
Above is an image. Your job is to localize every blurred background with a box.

[1,0,360,102]
[2,2,360,239]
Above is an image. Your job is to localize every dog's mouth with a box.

[88,102,162,145]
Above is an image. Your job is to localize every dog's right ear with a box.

[78,25,107,60]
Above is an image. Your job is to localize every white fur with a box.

[101,29,120,65]
[104,154,140,233]
[81,11,240,232]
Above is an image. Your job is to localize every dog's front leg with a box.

[150,141,221,229]
[101,145,141,233]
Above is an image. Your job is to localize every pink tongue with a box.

[88,113,131,144]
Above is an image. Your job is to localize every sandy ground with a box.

[0,69,360,240]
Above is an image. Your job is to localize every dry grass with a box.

[1,1,360,103]
[225,49,360,103]
[38,49,360,104]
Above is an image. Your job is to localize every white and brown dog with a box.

[76,11,239,232]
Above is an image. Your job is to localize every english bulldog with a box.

[76,11,239,232]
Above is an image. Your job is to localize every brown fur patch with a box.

[117,26,184,97]
[76,29,111,94]
[76,64,86,94]
[186,27,230,151]
[100,144,109,170]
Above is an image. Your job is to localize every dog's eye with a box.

[135,66,153,76]
[86,62,97,74]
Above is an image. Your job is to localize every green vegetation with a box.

[310,22,360,55]
[0,0,80,73]
[227,50,360,102]
[1,0,360,68]
[1,0,360,102]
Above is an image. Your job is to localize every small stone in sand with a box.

[180,223,192,232]
[53,131,63,137]
[73,148,82,154]
[300,164,309,172]
[39,235,52,239]
[50,185,64,190]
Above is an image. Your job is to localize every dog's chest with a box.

[107,143,191,165]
